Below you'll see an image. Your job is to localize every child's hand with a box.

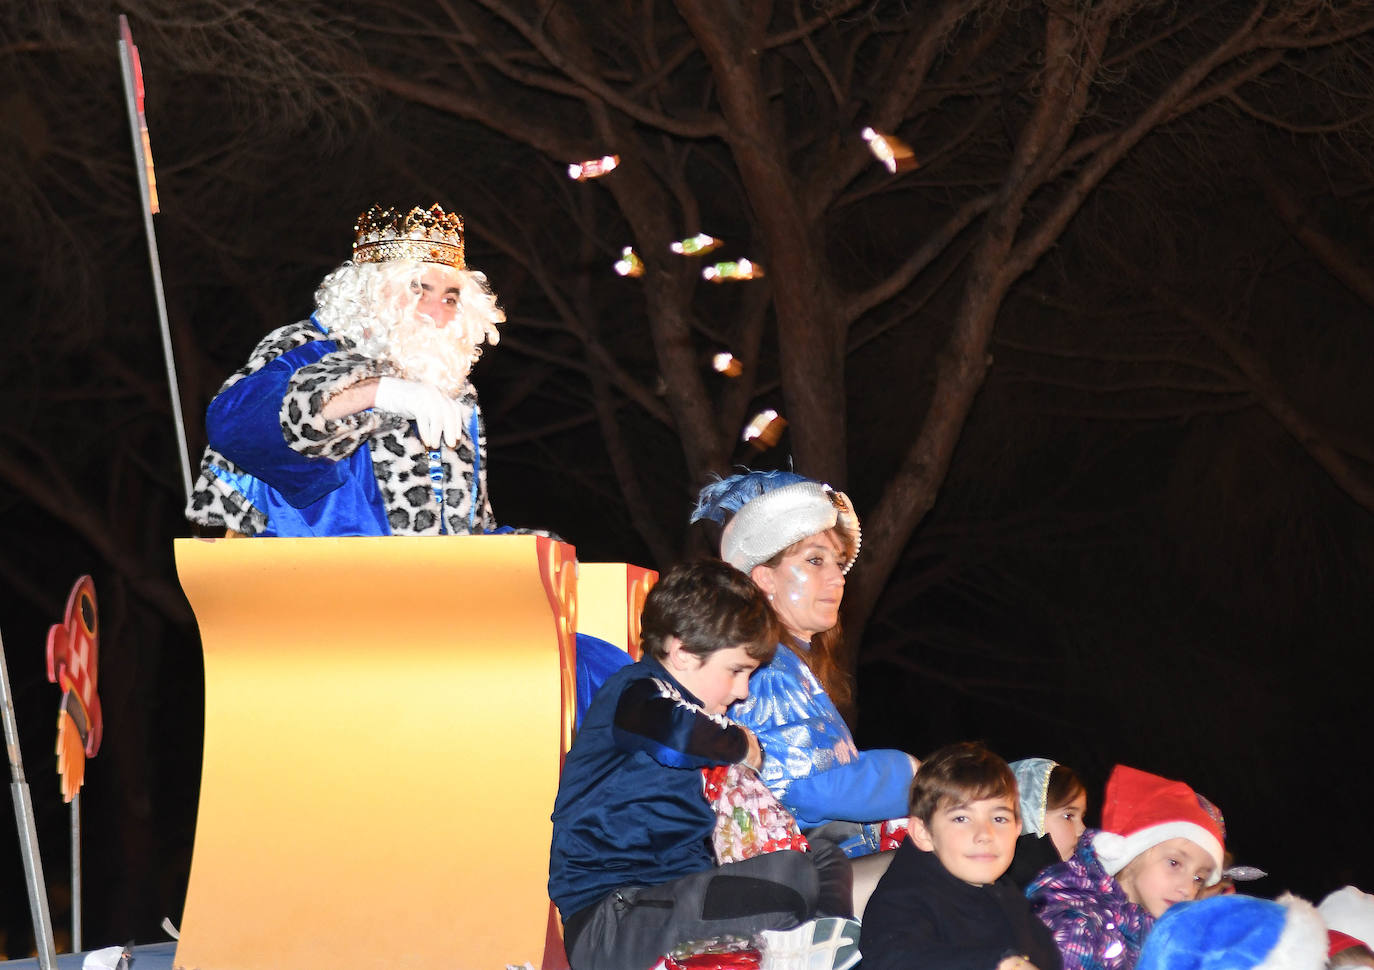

[997,957,1039,970]
[741,727,763,770]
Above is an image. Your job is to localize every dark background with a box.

[3,0,1373,956]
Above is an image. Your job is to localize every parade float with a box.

[3,539,655,970]
[169,535,654,970]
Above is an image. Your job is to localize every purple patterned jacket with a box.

[1026,831,1154,970]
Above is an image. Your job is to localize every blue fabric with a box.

[574,633,633,730]
[785,749,915,829]
[425,449,446,531]
[207,338,347,508]
[205,339,391,536]
[466,405,480,531]
[205,452,389,537]
[549,654,751,919]
[690,470,810,525]
[1136,896,1288,970]
[729,643,913,830]
[425,402,480,533]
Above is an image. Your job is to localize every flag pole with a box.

[117,14,194,505]
[1,627,59,970]
[71,790,82,951]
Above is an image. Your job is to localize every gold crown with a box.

[352,204,466,270]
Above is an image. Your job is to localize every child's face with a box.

[909,795,1021,887]
[1044,792,1087,861]
[663,638,761,714]
[1115,838,1216,918]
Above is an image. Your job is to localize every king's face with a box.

[410,265,464,329]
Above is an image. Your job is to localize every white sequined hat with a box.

[692,471,861,574]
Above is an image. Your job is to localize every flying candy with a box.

[742,409,787,448]
[703,258,764,283]
[614,246,644,277]
[712,352,743,377]
[861,127,917,174]
[568,155,620,180]
[670,233,723,256]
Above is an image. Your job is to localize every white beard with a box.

[384,309,477,399]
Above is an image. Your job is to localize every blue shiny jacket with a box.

[204,337,390,536]
[729,643,913,830]
[548,654,751,919]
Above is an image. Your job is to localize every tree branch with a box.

[842,192,994,321]
[0,436,193,624]
[469,0,727,138]
[1252,161,1374,312]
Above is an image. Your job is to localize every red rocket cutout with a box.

[46,576,101,802]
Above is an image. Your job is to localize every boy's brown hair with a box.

[640,558,778,663]
[909,741,1019,823]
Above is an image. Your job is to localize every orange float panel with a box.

[575,562,657,659]
[173,535,577,970]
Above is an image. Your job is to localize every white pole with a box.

[117,14,194,505]
[1,628,59,970]
[71,792,82,951]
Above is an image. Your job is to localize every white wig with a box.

[313,258,504,363]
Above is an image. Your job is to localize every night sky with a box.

[3,0,1374,956]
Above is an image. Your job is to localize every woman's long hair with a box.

[804,622,853,713]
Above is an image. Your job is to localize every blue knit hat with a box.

[1136,894,1327,970]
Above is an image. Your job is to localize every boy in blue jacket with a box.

[549,559,852,970]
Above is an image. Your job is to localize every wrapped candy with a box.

[879,817,910,852]
[568,155,620,180]
[861,127,917,174]
[614,246,644,277]
[670,233,724,256]
[702,763,808,864]
[741,409,786,448]
[652,935,760,970]
[702,258,764,282]
[712,352,743,377]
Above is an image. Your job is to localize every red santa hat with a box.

[1327,930,1364,957]
[1090,764,1226,887]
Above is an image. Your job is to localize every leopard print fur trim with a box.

[220,320,326,393]
[185,320,333,535]
[280,350,402,460]
[366,388,497,536]
[186,317,497,535]
[185,450,268,536]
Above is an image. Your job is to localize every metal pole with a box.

[71,792,82,952]
[1,627,59,970]
[117,14,194,505]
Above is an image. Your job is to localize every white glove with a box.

[374,377,463,450]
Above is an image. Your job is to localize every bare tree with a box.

[7,0,1374,927]
[218,0,1374,656]
[9,0,1374,669]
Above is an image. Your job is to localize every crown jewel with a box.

[352,204,466,270]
